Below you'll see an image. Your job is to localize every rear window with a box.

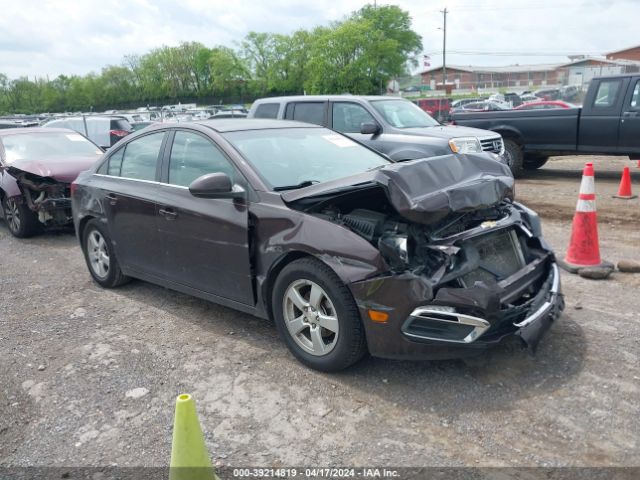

[254,103,280,119]
[289,102,325,126]
[593,80,622,108]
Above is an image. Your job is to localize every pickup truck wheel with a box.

[524,155,549,170]
[502,139,524,177]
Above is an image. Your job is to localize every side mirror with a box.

[360,122,381,135]
[188,172,245,199]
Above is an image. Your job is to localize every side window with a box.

[593,80,622,108]
[291,102,325,125]
[106,147,125,176]
[119,132,164,181]
[168,131,236,187]
[630,81,640,109]
[332,103,376,133]
[254,103,280,119]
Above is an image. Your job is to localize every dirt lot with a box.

[1,155,639,469]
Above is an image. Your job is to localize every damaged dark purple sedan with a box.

[71,120,564,371]
[0,128,103,237]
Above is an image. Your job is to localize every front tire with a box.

[272,258,367,372]
[502,139,524,177]
[81,219,129,288]
[2,196,41,238]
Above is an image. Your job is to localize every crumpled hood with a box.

[282,153,514,224]
[7,155,100,183]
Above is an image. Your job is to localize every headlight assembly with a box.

[449,137,483,154]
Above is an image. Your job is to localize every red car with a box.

[0,128,103,237]
[415,98,452,122]
[514,101,575,110]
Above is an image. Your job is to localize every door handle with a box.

[106,193,118,205]
[159,207,177,220]
[622,111,638,118]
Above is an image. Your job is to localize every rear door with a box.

[579,77,631,153]
[283,101,328,126]
[618,77,640,155]
[155,129,253,305]
[98,130,167,277]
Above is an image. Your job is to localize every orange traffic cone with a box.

[613,166,637,199]
[561,163,611,272]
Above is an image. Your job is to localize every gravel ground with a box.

[0,155,639,469]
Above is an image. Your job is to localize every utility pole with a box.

[441,7,447,89]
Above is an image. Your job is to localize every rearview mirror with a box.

[189,173,245,199]
[360,122,381,135]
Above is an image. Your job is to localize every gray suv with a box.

[248,95,508,169]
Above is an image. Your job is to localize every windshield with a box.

[222,127,390,190]
[370,99,439,128]
[1,132,102,164]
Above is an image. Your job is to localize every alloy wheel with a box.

[87,229,110,279]
[282,279,340,356]
[5,198,21,233]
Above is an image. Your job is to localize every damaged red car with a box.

[0,128,103,237]
[71,120,564,371]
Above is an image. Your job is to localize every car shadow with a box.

[111,278,586,414]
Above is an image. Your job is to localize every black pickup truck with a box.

[451,74,640,176]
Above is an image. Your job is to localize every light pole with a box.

[441,7,448,89]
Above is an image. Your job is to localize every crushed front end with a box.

[340,201,563,359]
[287,154,564,360]
[7,167,72,227]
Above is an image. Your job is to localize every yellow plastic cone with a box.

[169,393,217,480]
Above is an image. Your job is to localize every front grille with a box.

[480,137,503,154]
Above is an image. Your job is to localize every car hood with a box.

[402,124,500,139]
[6,155,100,183]
[281,153,514,224]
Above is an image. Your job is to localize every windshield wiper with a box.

[273,180,321,191]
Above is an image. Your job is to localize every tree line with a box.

[0,5,422,114]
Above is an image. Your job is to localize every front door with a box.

[618,78,640,155]
[578,77,630,153]
[155,130,253,305]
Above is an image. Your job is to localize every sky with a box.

[0,0,638,79]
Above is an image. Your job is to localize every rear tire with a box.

[81,219,130,288]
[2,196,41,238]
[272,258,367,372]
[502,139,524,178]
[524,155,549,170]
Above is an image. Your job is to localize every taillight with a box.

[70,182,78,196]
[110,129,130,137]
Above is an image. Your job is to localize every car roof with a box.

[253,95,410,104]
[0,127,78,137]
[196,118,322,132]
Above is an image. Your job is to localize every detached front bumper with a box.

[351,261,564,360]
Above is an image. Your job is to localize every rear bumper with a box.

[351,260,564,361]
